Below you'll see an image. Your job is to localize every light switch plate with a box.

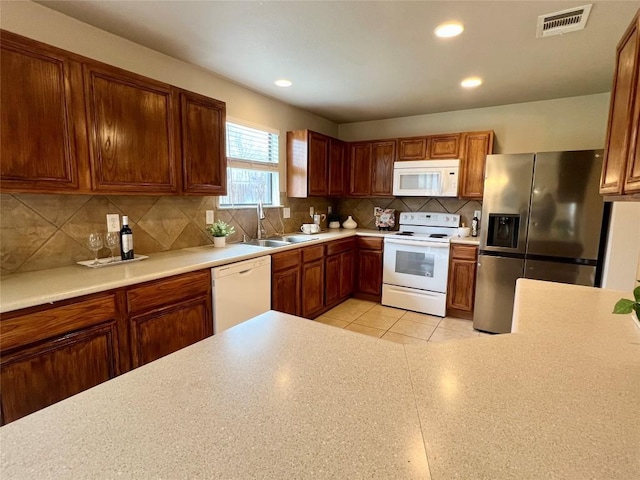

[106,214,120,233]
[206,210,215,224]
[283,207,291,219]
[474,210,482,220]
[309,206,314,217]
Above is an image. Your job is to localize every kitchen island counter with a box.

[1,280,638,479]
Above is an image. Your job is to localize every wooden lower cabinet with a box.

[126,270,212,368]
[271,239,355,319]
[0,269,214,425]
[272,249,302,316]
[446,244,478,320]
[0,293,122,424]
[354,237,384,302]
[325,238,355,309]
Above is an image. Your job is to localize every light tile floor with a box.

[315,298,491,344]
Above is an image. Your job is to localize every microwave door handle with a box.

[385,239,449,249]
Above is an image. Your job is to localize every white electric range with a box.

[382,212,460,317]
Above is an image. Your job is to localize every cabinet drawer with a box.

[357,236,383,251]
[127,270,210,314]
[451,244,478,261]
[1,294,117,352]
[326,238,355,256]
[272,249,301,272]
[302,244,325,263]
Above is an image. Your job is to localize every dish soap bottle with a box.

[120,216,134,260]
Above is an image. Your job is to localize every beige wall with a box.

[602,202,640,292]
[0,0,338,187]
[339,93,611,154]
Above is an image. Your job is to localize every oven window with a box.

[395,250,435,278]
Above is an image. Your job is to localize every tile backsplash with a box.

[0,194,333,276]
[0,193,479,276]
[336,197,482,230]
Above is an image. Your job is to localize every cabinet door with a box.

[398,137,428,161]
[84,62,178,193]
[328,138,346,196]
[130,296,211,368]
[308,132,329,196]
[349,143,372,196]
[339,250,354,299]
[460,131,494,199]
[0,294,120,425]
[301,259,325,318]
[272,266,301,316]
[371,140,396,196]
[325,254,342,308]
[0,31,87,192]
[180,90,226,194]
[356,250,383,298]
[446,259,477,314]
[600,17,639,195]
[428,134,461,159]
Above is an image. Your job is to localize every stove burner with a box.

[429,233,448,239]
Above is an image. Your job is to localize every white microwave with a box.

[392,159,460,197]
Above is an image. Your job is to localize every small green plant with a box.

[206,220,236,238]
[613,281,640,318]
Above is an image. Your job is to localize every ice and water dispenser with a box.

[486,214,520,249]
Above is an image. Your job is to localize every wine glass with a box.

[105,232,120,263]
[87,232,103,266]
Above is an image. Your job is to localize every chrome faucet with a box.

[256,200,266,239]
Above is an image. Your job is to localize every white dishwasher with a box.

[211,255,272,334]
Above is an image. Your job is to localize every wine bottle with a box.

[120,216,134,260]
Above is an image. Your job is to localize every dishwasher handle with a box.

[212,255,271,279]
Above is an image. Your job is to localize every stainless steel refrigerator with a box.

[473,150,610,334]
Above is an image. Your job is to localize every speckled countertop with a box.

[0,229,390,313]
[449,236,480,245]
[1,279,639,479]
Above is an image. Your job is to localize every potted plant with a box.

[206,220,236,248]
[613,281,640,329]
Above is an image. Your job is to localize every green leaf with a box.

[634,285,640,303]
[613,298,635,314]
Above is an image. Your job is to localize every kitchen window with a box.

[218,119,280,208]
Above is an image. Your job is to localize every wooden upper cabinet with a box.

[459,131,494,199]
[349,142,373,196]
[371,140,396,196]
[84,62,178,194]
[397,137,428,161]
[328,138,346,196]
[601,11,640,196]
[428,134,461,159]
[0,31,89,193]
[286,130,334,197]
[308,132,330,196]
[179,90,226,195]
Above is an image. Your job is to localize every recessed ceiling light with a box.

[435,22,464,38]
[461,77,482,88]
[275,79,292,87]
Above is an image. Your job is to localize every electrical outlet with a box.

[106,214,120,233]
[206,210,214,224]
[309,206,314,217]
[283,207,291,219]
[474,210,482,220]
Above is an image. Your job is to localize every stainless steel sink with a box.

[273,235,316,244]
[244,239,290,248]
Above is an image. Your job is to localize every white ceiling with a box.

[37,1,640,124]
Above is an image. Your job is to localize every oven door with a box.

[383,238,450,293]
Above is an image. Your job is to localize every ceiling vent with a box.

[536,4,592,38]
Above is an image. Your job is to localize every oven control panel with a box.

[398,212,460,227]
